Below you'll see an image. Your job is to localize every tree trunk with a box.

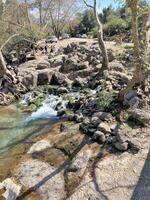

[24,0,32,30]
[118,0,142,102]
[0,34,20,82]
[83,0,109,71]
[0,50,15,82]
[93,0,109,71]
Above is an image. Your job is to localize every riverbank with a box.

[0,38,150,200]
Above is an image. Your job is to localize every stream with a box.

[0,95,64,181]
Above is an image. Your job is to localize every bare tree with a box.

[0,34,20,82]
[118,0,143,101]
[44,0,80,38]
[83,0,109,71]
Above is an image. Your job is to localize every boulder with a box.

[92,131,106,144]
[27,140,51,154]
[57,87,69,95]
[37,69,53,85]
[114,141,128,151]
[74,113,84,123]
[92,112,113,122]
[22,73,37,90]
[108,50,116,62]
[90,116,101,127]
[72,78,85,88]
[60,57,88,73]
[110,61,125,73]
[37,60,50,70]
[49,56,64,68]
[129,109,150,126]
[97,122,111,134]
[50,72,68,86]
[109,71,131,84]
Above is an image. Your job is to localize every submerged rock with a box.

[0,178,21,200]
[27,140,51,154]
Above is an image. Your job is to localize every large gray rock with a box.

[60,57,88,73]
[37,69,53,85]
[37,60,50,70]
[129,109,150,126]
[97,122,111,134]
[92,112,113,122]
[15,159,65,200]
[50,72,69,86]
[114,141,129,151]
[22,73,38,90]
[27,140,51,154]
[92,131,106,144]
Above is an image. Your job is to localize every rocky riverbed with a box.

[0,39,150,200]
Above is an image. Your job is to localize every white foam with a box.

[25,95,67,122]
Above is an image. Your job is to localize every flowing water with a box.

[0,95,65,180]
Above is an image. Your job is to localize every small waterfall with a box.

[20,92,34,106]
[25,95,67,122]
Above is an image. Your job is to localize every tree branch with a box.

[83,0,94,8]
[0,34,20,51]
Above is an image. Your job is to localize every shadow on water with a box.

[131,149,150,200]
[0,118,58,153]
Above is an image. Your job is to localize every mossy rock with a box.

[29,104,37,112]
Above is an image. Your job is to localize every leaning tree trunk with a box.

[83,0,109,72]
[0,50,16,82]
[118,0,142,101]
[0,34,20,82]
[93,1,109,71]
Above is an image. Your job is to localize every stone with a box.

[114,141,128,151]
[15,159,65,200]
[129,109,150,126]
[90,116,101,127]
[110,61,125,73]
[72,78,85,88]
[50,72,68,86]
[0,178,21,200]
[79,118,90,133]
[112,123,130,143]
[49,56,63,68]
[109,71,131,84]
[22,73,38,90]
[92,112,113,122]
[57,87,69,95]
[97,122,111,134]
[65,149,91,192]
[128,139,140,152]
[37,69,53,85]
[37,60,50,69]
[74,113,84,123]
[108,50,116,62]
[92,131,106,144]
[27,140,51,154]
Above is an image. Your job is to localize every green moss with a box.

[29,104,37,112]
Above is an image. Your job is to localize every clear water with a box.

[0,96,62,180]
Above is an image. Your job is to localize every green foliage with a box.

[88,27,98,38]
[96,90,114,111]
[68,9,96,36]
[104,14,129,36]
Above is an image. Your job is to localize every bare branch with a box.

[83,0,94,8]
[0,34,20,51]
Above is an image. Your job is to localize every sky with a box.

[87,0,120,12]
